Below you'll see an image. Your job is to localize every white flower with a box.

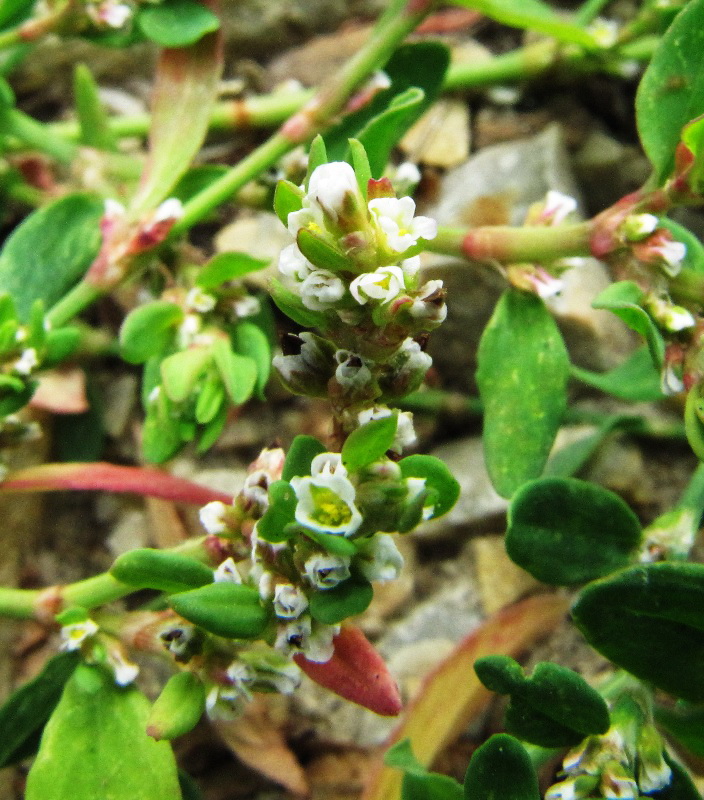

[258,571,274,600]
[292,462,362,536]
[177,313,201,348]
[369,196,437,252]
[401,256,421,278]
[278,243,315,283]
[409,279,446,322]
[334,350,373,392]
[213,557,242,583]
[307,161,361,223]
[393,162,421,194]
[199,501,230,535]
[350,265,405,305]
[104,198,126,220]
[304,623,339,662]
[395,337,433,372]
[232,295,261,318]
[275,617,338,662]
[303,553,352,588]
[357,534,404,582]
[310,452,347,477]
[541,190,578,225]
[621,213,658,241]
[154,197,184,224]
[588,17,619,48]
[653,240,687,277]
[109,649,139,686]
[60,619,99,652]
[287,203,325,238]
[89,0,132,28]
[185,287,216,313]
[13,348,38,376]
[274,584,309,619]
[300,269,345,310]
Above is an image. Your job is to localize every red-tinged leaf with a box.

[294,624,402,717]
[29,368,88,414]
[0,462,232,506]
[130,0,223,215]
[213,695,309,797]
[361,593,569,800]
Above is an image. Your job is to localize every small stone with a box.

[400,99,470,168]
[471,534,543,614]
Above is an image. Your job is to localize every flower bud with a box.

[303,553,352,588]
[273,332,336,397]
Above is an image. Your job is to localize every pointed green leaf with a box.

[25,665,181,800]
[309,577,373,624]
[385,740,464,800]
[348,139,371,199]
[477,290,569,498]
[147,672,205,741]
[211,340,257,405]
[506,477,642,585]
[120,301,183,364]
[296,228,350,272]
[233,321,270,400]
[304,529,358,557]
[304,135,328,187]
[570,347,664,402]
[257,480,297,543]
[282,435,327,482]
[73,63,117,151]
[195,252,269,290]
[169,582,270,639]
[273,180,304,227]
[194,373,225,424]
[636,0,704,184]
[160,348,211,403]
[573,562,704,702]
[342,414,398,471]
[0,194,103,321]
[110,548,214,594]
[463,734,540,800]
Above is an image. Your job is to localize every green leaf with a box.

[348,139,371,199]
[506,477,642,585]
[304,529,358,557]
[73,63,117,151]
[160,348,212,403]
[342,414,398,471]
[273,180,304,227]
[0,652,79,768]
[25,665,181,800]
[0,194,103,321]
[572,562,704,702]
[169,582,270,640]
[196,402,227,453]
[282,435,327,481]
[147,672,205,741]
[476,290,569,498]
[212,340,257,406]
[449,0,593,45]
[142,387,183,464]
[195,252,269,290]
[592,281,665,366]
[130,13,221,214]
[570,347,664,402]
[636,0,704,184]
[194,373,225,424]
[171,164,228,205]
[137,0,219,47]
[326,42,450,163]
[0,0,34,30]
[120,301,183,364]
[233,321,270,400]
[684,383,704,461]
[110,549,214,594]
[463,734,540,800]
[656,703,704,757]
[257,480,297,543]
[474,655,610,748]
[309,577,373,624]
[44,327,81,366]
[305,135,328,187]
[397,454,460,519]
[269,277,330,329]
[385,740,464,800]
[296,228,350,272]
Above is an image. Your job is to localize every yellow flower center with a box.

[309,485,353,528]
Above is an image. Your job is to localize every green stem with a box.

[46,280,103,328]
[574,0,613,26]
[429,222,592,264]
[0,108,77,164]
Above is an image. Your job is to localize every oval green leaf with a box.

[282,435,327,482]
[477,290,569,499]
[110,549,214,594]
[137,0,219,47]
[195,252,269,290]
[309,577,373,624]
[169,581,270,639]
[398,454,460,519]
[342,414,398,472]
[463,733,540,800]
[120,301,183,364]
[506,477,642,585]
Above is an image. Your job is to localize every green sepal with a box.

[348,139,371,200]
[120,301,183,364]
[308,576,373,624]
[269,278,329,329]
[195,252,269,290]
[463,734,540,800]
[273,180,304,227]
[256,480,297,543]
[572,562,704,702]
[474,655,610,747]
[211,339,257,405]
[147,672,206,741]
[505,477,642,585]
[342,414,397,471]
[296,228,350,272]
[0,318,17,353]
[169,582,270,640]
[0,651,80,769]
[592,281,665,367]
[685,383,704,461]
[110,548,214,594]
[281,435,327,481]
[398,454,459,519]
[160,347,212,403]
[304,530,358,557]
[305,135,328,188]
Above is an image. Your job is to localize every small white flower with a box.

[242,470,271,511]
[393,162,422,194]
[199,501,230,535]
[307,161,361,223]
[588,17,620,48]
[185,287,217,313]
[213,557,242,583]
[232,295,261,318]
[291,465,362,536]
[14,328,27,343]
[13,348,38,376]
[303,553,352,588]
[275,616,311,655]
[274,584,309,619]
[310,452,347,477]
[278,243,315,283]
[654,239,687,277]
[395,337,433,372]
[177,313,201,348]
[287,204,326,238]
[253,661,301,694]
[541,190,578,225]
[350,265,405,305]
[89,0,131,28]
[357,534,404,582]
[154,197,184,224]
[638,754,672,793]
[401,256,421,278]
[300,269,345,310]
[104,198,126,219]
[621,213,658,241]
[334,350,373,392]
[60,619,99,652]
[304,623,339,662]
[409,280,446,322]
[275,617,338,662]
[258,570,274,600]
[369,196,437,252]
[109,650,139,686]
